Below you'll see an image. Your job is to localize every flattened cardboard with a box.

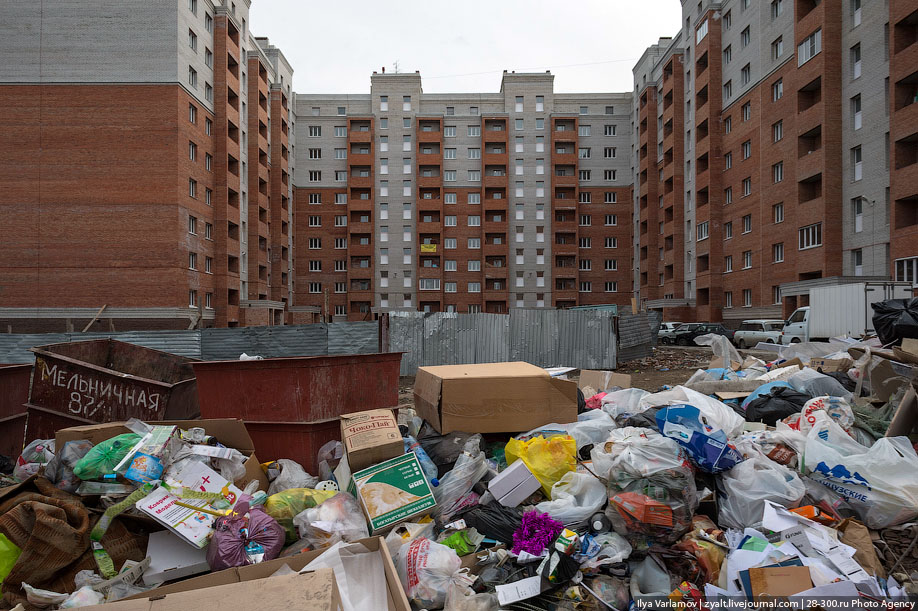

[340,408,402,472]
[887,384,918,438]
[123,536,410,611]
[54,419,268,491]
[578,370,631,392]
[715,391,752,400]
[774,358,804,370]
[142,530,212,585]
[748,566,813,600]
[809,358,852,373]
[87,570,339,610]
[413,361,578,434]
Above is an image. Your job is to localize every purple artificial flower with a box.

[511,510,563,555]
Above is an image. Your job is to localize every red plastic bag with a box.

[206,499,286,570]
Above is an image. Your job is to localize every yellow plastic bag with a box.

[264,488,337,542]
[505,435,577,496]
[0,533,21,586]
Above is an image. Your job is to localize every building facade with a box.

[634,0,918,324]
[292,72,633,320]
[0,0,296,332]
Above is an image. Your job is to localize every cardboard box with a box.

[809,357,853,373]
[578,370,631,392]
[340,409,403,472]
[488,460,540,507]
[349,452,437,534]
[122,536,410,611]
[748,565,813,600]
[142,530,210,585]
[413,361,579,434]
[55,419,269,491]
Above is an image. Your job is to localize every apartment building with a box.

[634,0,918,324]
[292,71,633,320]
[0,0,295,332]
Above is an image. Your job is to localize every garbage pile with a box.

[0,343,917,610]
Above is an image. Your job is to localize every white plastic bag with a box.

[267,459,319,495]
[718,445,805,529]
[638,385,745,438]
[590,427,688,480]
[13,439,55,482]
[384,520,436,560]
[535,471,606,525]
[600,388,650,419]
[580,532,632,573]
[397,538,462,609]
[525,411,617,451]
[694,333,741,367]
[788,396,855,435]
[802,410,918,528]
[293,492,369,548]
[433,436,488,519]
[788,368,852,399]
[444,582,497,611]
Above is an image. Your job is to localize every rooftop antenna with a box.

[393,60,400,74]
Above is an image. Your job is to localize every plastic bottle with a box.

[404,435,439,487]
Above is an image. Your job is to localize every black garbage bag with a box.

[824,371,859,394]
[459,502,523,545]
[417,422,477,478]
[744,386,810,425]
[616,406,662,430]
[0,454,13,475]
[872,298,918,347]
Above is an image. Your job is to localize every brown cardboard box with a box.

[748,566,813,600]
[809,357,853,373]
[413,361,578,434]
[121,536,410,611]
[578,370,631,392]
[84,570,340,611]
[54,419,269,491]
[340,408,403,472]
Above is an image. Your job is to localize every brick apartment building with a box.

[633,0,918,324]
[0,0,296,332]
[293,71,634,320]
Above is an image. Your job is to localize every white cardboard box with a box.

[142,530,210,585]
[489,461,540,507]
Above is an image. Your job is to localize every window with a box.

[469,170,481,182]
[205,118,212,135]
[741,26,751,47]
[402,135,411,151]
[308,126,321,137]
[773,162,784,183]
[742,177,752,196]
[334,193,347,204]
[605,237,618,248]
[188,66,197,88]
[335,215,347,227]
[465,282,481,293]
[468,125,481,137]
[467,215,481,227]
[724,116,732,134]
[604,124,616,136]
[725,152,733,169]
[188,178,196,198]
[773,243,785,263]
[467,260,481,272]
[204,222,213,240]
[742,250,752,269]
[401,95,411,111]
[308,215,321,227]
[308,260,322,272]
[741,64,751,85]
[579,170,591,181]
[724,45,732,65]
[418,278,440,291]
[799,223,823,249]
[444,170,456,182]
[725,255,734,273]
[403,118,411,128]
[188,29,197,51]
[335,238,347,249]
[334,260,347,273]
[697,221,709,241]
[308,237,321,249]
[723,9,732,29]
[468,238,480,249]
[852,146,862,181]
[724,80,733,100]
[578,125,591,137]
[308,170,321,182]
[204,82,212,102]
[851,95,862,130]
[724,221,733,239]
[798,29,822,66]
[468,193,480,204]
[579,147,591,159]
[188,140,197,161]
[742,102,751,121]
[443,126,456,138]
[743,289,752,307]
[773,120,784,142]
[333,126,346,138]
[742,140,751,159]
[851,44,861,79]
[604,170,616,181]
[771,80,784,104]
[769,203,784,225]
[603,147,617,159]
[772,36,784,61]
[725,292,733,308]
[308,193,322,205]
[895,257,918,284]
[771,0,783,18]
[308,148,322,160]
[188,103,197,124]
[536,118,544,130]
[853,197,864,233]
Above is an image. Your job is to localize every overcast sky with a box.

[249,1,682,95]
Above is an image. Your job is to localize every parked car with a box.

[657,322,684,345]
[672,323,735,346]
[733,319,785,349]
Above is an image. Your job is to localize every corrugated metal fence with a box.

[389,309,620,376]
[0,323,379,364]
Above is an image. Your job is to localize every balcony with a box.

[349,241,373,257]
[348,129,372,144]
[553,242,578,256]
[417,175,441,189]
[483,174,507,189]
[482,242,508,257]
[553,173,577,187]
[349,150,373,165]
[417,151,441,165]
[417,129,442,144]
[552,152,577,165]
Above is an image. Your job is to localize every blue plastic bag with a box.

[655,405,744,473]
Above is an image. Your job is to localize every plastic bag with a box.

[59,586,105,608]
[522,411,616,453]
[267,459,319,496]
[742,381,794,409]
[579,532,632,574]
[672,516,727,583]
[385,520,436,560]
[434,435,488,519]
[786,396,855,435]
[655,405,744,473]
[535,472,606,525]
[590,427,689,480]
[788,368,852,399]
[264,488,337,543]
[802,410,918,528]
[694,333,742,367]
[718,446,805,529]
[44,440,93,492]
[293,492,369,548]
[458,502,523,545]
[316,441,343,482]
[743,385,809,424]
[871,297,918,346]
[608,464,697,547]
[505,434,576,496]
[397,537,462,609]
[600,388,651,419]
[0,533,21,587]
[418,425,476,479]
[13,439,55,481]
[72,433,141,480]
[207,499,285,570]
[444,581,497,611]
[638,385,745,438]
[740,427,806,467]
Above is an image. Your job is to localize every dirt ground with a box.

[396,345,776,406]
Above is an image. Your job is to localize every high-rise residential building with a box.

[293,71,633,320]
[634,0,918,324]
[0,0,296,332]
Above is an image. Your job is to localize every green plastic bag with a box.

[73,433,142,481]
[264,488,337,543]
[0,533,22,586]
[505,434,577,496]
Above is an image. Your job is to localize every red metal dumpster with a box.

[25,339,200,441]
[192,352,402,473]
[0,364,31,458]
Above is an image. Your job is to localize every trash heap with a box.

[0,339,917,610]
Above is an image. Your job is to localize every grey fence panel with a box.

[418,313,509,366]
[509,309,616,369]
[617,312,656,363]
[77,330,203,359]
[0,334,70,363]
[327,322,379,354]
[388,312,425,375]
[201,324,329,360]
[471,313,510,363]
